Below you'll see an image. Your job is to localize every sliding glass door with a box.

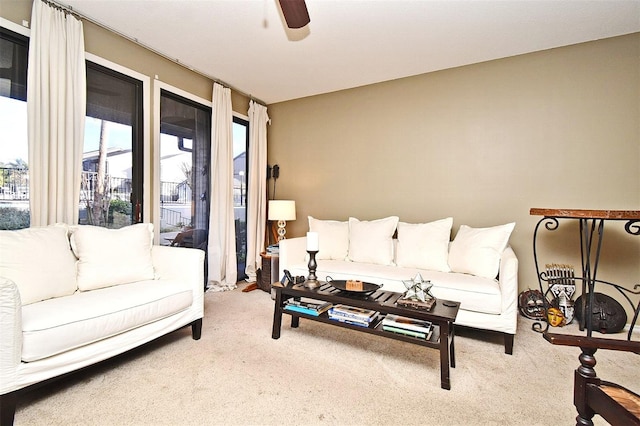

[158,90,211,251]
[233,117,249,280]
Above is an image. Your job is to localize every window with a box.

[233,117,249,279]
[81,61,143,228]
[0,26,146,230]
[0,27,29,230]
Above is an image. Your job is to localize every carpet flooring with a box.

[14,283,640,425]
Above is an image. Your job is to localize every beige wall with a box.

[268,34,640,313]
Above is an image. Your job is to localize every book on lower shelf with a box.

[284,298,332,316]
[328,305,379,327]
[381,314,433,339]
[382,325,432,339]
[327,314,373,328]
[328,305,379,324]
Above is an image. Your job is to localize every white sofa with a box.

[0,223,205,425]
[279,216,519,354]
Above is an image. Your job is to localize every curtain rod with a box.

[48,0,267,106]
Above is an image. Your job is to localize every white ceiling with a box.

[61,0,640,105]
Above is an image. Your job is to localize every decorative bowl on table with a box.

[326,277,382,294]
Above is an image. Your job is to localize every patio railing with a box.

[0,168,191,205]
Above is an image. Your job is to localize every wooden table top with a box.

[530,208,640,220]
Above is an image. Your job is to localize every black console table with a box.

[530,208,640,338]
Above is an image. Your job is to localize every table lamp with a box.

[268,200,296,241]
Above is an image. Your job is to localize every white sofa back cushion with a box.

[71,223,155,291]
[308,216,349,260]
[0,225,78,305]
[448,222,516,279]
[347,216,399,265]
[395,217,453,272]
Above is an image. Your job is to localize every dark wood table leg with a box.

[450,322,456,368]
[271,288,283,339]
[439,321,452,390]
[290,295,300,328]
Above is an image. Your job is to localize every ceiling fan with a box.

[278,0,310,29]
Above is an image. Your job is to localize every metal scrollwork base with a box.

[530,209,640,340]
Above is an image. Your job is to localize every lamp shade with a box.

[268,200,296,221]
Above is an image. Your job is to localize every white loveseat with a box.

[0,223,205,425]
[279,216,519,354]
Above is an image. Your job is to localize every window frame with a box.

[84,59,145,225]
[232,114,249,279]
[85,53,151,224]
[0,24,29,101]
[153,81,211,244]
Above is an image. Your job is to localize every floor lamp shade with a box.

[268,200,296,241]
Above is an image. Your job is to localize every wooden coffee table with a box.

[271,281,460,390]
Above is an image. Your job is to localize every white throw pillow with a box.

[395,218,453,272]
[308,216,349,260]
[71,223,155,291]
[0,225,78,305]
[347,216,399,265]
[448,222,516,279]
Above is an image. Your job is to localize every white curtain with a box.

[207,83,237,290]
[245,101,269,281]
[27,0,86,226]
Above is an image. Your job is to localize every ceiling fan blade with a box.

[278,0,310,29]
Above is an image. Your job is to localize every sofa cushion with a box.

[70,223,155,291]
[0,225,78,305]
[348,216,399,265]
[308,216,349,260]
[395,218,453,273]
[20,279,193,362]
[448,222,515,279]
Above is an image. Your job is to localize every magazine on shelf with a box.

[329,305,378,322]
[382,324,432,340]
[284,299,332,316]
[381,314,433,334]
[327,314,372,328]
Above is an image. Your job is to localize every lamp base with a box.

[276,220,287,242]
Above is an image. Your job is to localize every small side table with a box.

[259,252,279,293]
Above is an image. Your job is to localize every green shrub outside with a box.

[0,207,30,230]
[108,199,132,224]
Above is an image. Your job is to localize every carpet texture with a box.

[14,284,640,425]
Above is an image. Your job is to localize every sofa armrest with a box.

[498,246,519,332]
[0,277,23,394]
[278,237,308,280]
[151,245,205,316]
[152,245,205,282]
